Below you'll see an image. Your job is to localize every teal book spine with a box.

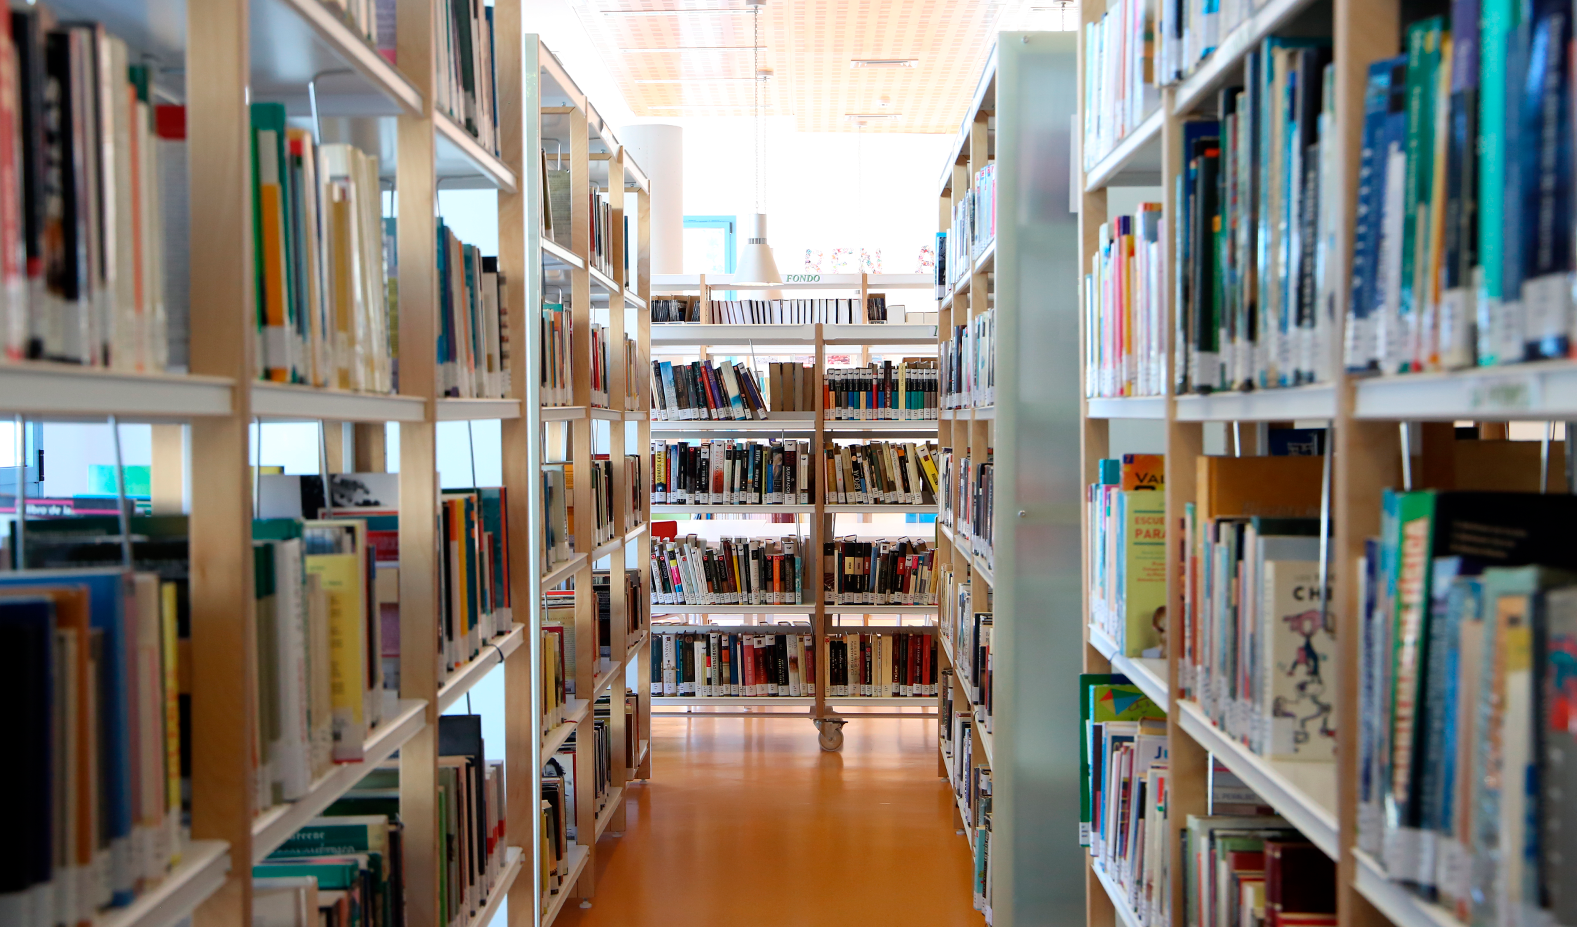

[1398,18,1443,374]
[1477,0,1519,365]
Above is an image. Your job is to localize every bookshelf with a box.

[517,37,653,917]
[0,2,648,924]
[1075,0,1577,925]
[645,274,938,743]
[933,34,1086,927]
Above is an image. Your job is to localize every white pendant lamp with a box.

[741,0,782,297]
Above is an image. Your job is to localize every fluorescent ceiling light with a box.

[621,45,762,52]
[849,58,917,69]
[845,113,901,120]
[633,77,765,82]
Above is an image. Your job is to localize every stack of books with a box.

[823,630,939,697]
[436,0,502,153]
[651,439,812,506]
[942,308,995,409]
[821,440,940,505]
[822,538,939,607]
[1082,0,1161,167]
[649,536,805,607]
[650,358,770,420]
[438,224,512,399]
[1085,206,1166,399]
[1089,454,1167,658]
[652,628,816,697]
[541,299,573,407]
[825,360,939,420]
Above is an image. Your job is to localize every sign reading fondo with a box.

[784,274,822,283]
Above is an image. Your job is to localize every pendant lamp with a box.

[740,0,782,296]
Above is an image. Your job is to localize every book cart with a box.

[646,273,937,750]
[1075,0,1577,926]
[932,35,1087,927]
[522,40,653,925]
[0,0,651,920]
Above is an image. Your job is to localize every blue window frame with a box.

[684,215,736,299]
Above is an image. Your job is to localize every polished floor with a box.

[552,709,980,927]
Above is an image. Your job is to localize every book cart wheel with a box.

[816,718,845,752]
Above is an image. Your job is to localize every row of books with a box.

[541,462,573,574]
[944,164,996,289]
[590,187,616,279]
[824,631,939,697]
[589,324,611,408]
[437,221,512,399]
[583,696,616,821]
[593,569,646,657]
[1155,0,1264,90]
[825,361,940,420]
[1180,815,1336,927]
[585,456,618,549]
[651,297,888,325]
[760,361,818,412]
[943,695,994,915]
[0,13,182,373]
[7,567,184,920]
[650,358,770,421]
[329,0,395,63]
[540,617,571,732]
[648,536,806,606]
[651,630,816,697]
[615,455,642,541]
[1089,454,1168,659]
[950,603,994,733]
[1357,489,1577,927]
[1348,11,1575,375]
[650,439,813,506]
[1086,206,1166,398]
[436,0,501,155]
[1080,673,1168,925]
[542,300,573,407]
[1083,0,1160,169]
[942,309,995,409]
[1177,456,1333,761]
[622,329,641,411]
[824,537,940,607]
[940,448,994,562]
[1174,43,1340,395]
[252,105,395,393]
[822,440,941,506]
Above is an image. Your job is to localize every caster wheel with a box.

[817,720,845,751]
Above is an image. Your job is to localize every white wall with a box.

[631,116,953,277]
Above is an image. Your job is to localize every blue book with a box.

[435,222,455,395]
[1517,0,1574,359]
[1348,57,1408,373]
[0,596,56,904]
[0,569,135,904]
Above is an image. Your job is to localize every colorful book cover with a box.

[1263,553,1336,760]
[1121,453,1165,491]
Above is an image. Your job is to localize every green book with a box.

[1397,18,1444,373]
[1477,0,1520,364]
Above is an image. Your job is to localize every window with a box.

[684,215,736,299]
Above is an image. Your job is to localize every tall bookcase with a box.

[646,274,938,739]
[0,3,651,925]
[518,40,653,925]
[1075,1,1577,927]
[933,34,1086,927]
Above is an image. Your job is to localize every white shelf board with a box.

[1085,107,1166,191]
[973,556,994,587]
[651,324,815,347]
[652,603,936,616]
[1088,625,1169,709]
[1176,699,1338,857]
[625,410,645,421]
[467,846,523,927]
[437,625,525,713]
[541,238,584,270]
[589,534,626,563]
[1174,384,1336,422]
[823,323,939,346]
[594,785,625,839]
[626,523,648,543]
[941,405,995,421]
[252,698,427,862]
[1091,859,1145,927]
[0,364,233,420]
[631,738,650,772]
[1352,849,1464,927]
[434,114,516,192]
[653,695,934,708]
[625,291,647,311]
[96,840,230,927]
[252,382,426,422]
[540,405,587,422]
[588,407,625,421]
[436,398,522,421]
[1353,359,1577,420]
[825,504,938,514]
[972,239,996,275]
[592,658,622,698]
[654,622,813,633]
[588,264,620,294]
[541,553,587,589]
[822,420,939,434]
[652,503,815,514]
[955,788,976,851]
[540,844,590,927]
[1087,396,1167,420]
[542,698,590,755]
[626,629,649,663]
[1172,0,1322,116]
[650,412,815,431]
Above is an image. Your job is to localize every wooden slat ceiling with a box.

[568,0,1011,133]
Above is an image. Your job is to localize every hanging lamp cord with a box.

[754,5,761,215]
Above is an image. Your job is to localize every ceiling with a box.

[567,0,1065,133]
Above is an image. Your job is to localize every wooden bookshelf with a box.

[932,35,1087,927]
[0,4,650,924]
[1072,0,1577,925]
[643,275,939,750]
[515,36,653,911]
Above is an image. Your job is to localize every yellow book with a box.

[160,581,182,867]
[305,552,366,761]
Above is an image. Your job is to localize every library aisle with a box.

[554,712,976,927]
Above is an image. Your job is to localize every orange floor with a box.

[551,709,980,927]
